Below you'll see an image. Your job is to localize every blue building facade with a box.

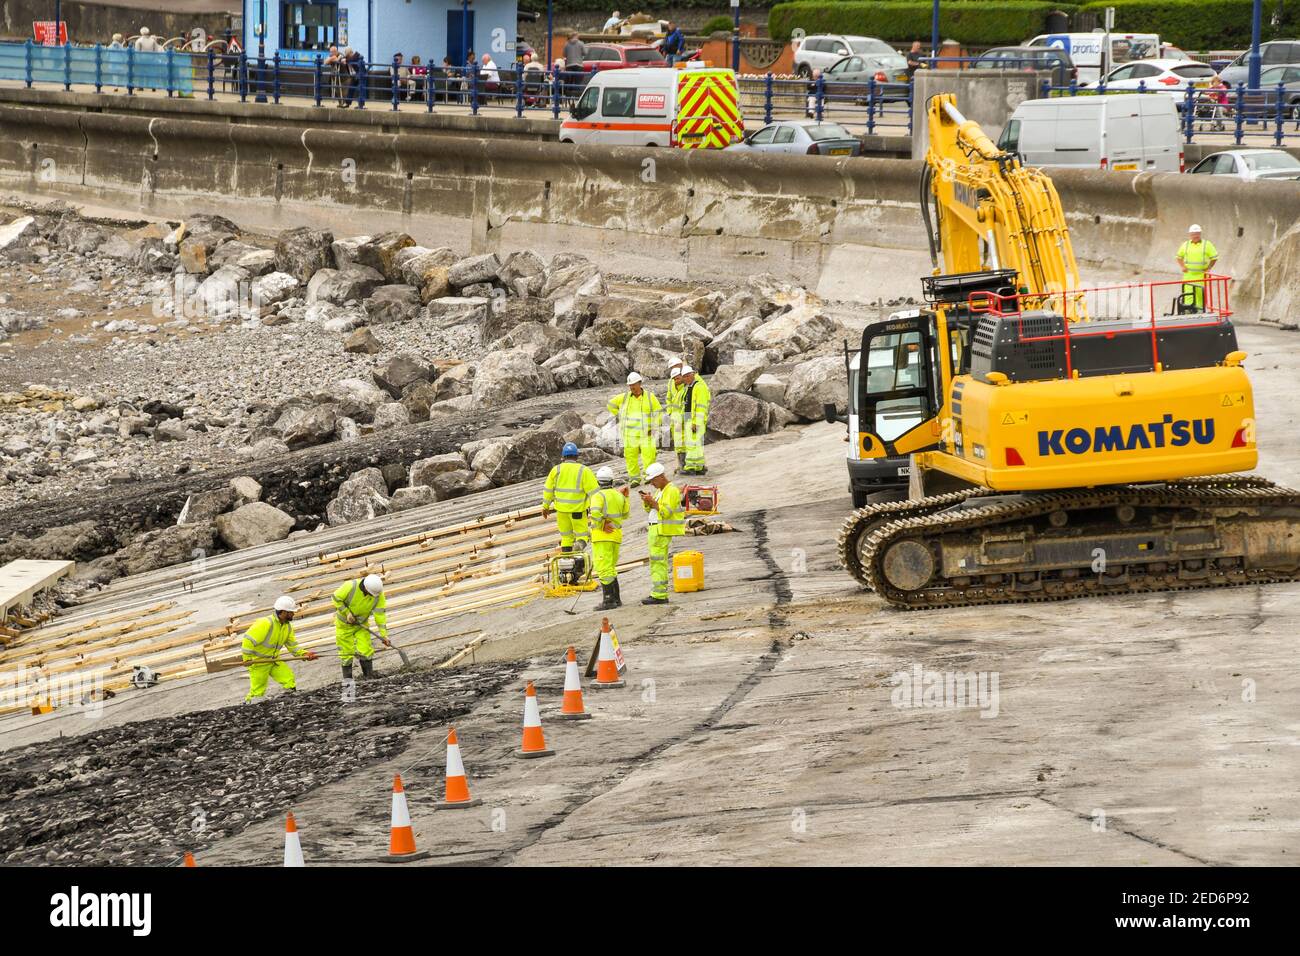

[242,0,520,68]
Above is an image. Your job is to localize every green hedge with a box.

[1079,1,1300,50]
[700,14,739,34]
[770,2,1073,46]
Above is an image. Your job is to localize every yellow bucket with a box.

[672,550,704,593]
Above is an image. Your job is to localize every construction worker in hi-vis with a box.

[677,364,711,475]
[664,359,687,473]
[607,371,662,486]
[332,573,389,681]
[241,594,317,703]
[542,442,599,553]
[638,461,686,605]
[1176,223,1218,311]
[588,465,630,610]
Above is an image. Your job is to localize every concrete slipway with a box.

[3,325,1299,866]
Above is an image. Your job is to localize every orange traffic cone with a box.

[590,618,626,689]
[515,681,555,758]
[283,812,305,867]
[434,728,483,810]
[559,646,593,719]
[182,851,197,867]
[389,775,418,856]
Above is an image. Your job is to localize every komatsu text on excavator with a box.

[835,93,1300,609]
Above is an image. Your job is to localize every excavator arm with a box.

[923,94,1080,297]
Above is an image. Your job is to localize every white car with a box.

[793,35,899,78]
[1094,58,1219,109]
[1188,148,1300,182]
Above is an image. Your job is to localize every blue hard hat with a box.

[562,442,579,458]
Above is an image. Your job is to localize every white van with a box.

[997,94,1183,172]
[558,66,742,149]
[1027,32,1161,85]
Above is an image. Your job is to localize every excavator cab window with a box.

[857,317,936,453]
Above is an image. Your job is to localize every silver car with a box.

[793,35,899,79]
[1188,148,1300,181]
[726,120,861,156]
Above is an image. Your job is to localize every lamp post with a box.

[255,17,267,103]
[930,0,939,59]
[54,0,61,42]
[1247,0,1262,89]
[546,0,553,70]
[731,0,740,73]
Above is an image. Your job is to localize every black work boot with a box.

[642,595,669,606]
[598,583,615,610]
[676,453,686,473]
[611,578,623,608]
[359,656,377,679]
[341,664,354,682]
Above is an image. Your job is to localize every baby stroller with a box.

[1195,85,1230,133]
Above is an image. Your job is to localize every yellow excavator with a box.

[836,93,1300,608]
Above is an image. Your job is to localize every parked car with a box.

[821,52,910,103]
[1240,64,1300,120]
[579,43,667,73]
[1093,58,1218,109]
[726,120,860,156]
[1188,148,1300,181]
[1218,39,1300,88]
[972,46,1076,87]
[793,35,899,78]
[1026,32,1160,85]
[998,94,1182,172]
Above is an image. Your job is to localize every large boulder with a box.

[425,296,490,328]
[497,250,546,297]
[626,329,706,377]
[251,271,300,308]
[389,486,437,512]
[372,402,411,429]
[230,476,263,505]
[481,296,554,344]
[306,265,385,306]
[0,519,114,564]
[488,322,577,365]
[363,284,421,324]
[176,488,235,526]
[747,303,839,357]
[114,524,218,576]
[783,355,845,420]
[538,409,586,445]
[374,352,434,398]
[214,502,296,550]
[344,327,383,355]
[190,265,250,317]
[354,232,416,281]
[479,428,565,486]
[325,468,392,526]
[275,226,335,283]
[326,378,389,422]
[409,452,470,489]
[429,469,493,500]
[400,381,439,421]
[706,392,772,439]
[752,373,787,405]
[448,253,502,289]
[706,314,765,367]
[397,246,454,283]
[278,404,340,449]
[471,348,557,407]
[710,363,764,394]
[542,346,627,387]
[430,363,474,402]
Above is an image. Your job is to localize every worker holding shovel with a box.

[332,573,391,681]
[241,595,318,703]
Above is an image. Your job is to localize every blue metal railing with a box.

[0,40,194,95]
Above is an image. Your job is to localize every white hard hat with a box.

[596,465,615,483]
[667,359,684,373]
[678,364,694,376]
[273,595,298,614]
[362,573,384,595]
[645,462,666,480]
[626,371,643,386]
[1189,223,1203,233]
[140,26,150,35]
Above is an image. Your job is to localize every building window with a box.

[281,2,337,51]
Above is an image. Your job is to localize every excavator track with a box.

[839,475,1300,609]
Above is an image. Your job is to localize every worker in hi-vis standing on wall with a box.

[333,573,390,682]
[241,595,317,703]
[1176,223,1218,311]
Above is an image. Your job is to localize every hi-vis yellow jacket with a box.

[333,579,388,639]
[542,460,599,513]
[241,615,305,662]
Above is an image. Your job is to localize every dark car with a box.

[972,46,1077,88]
[579,43,667,72]
[821,52,910,103]
[1241,64,1300,121]
[1218,39,1300,88]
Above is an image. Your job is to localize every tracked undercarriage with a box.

[838,475,1300,610]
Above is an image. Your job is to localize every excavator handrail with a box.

[968,276,1233,378]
